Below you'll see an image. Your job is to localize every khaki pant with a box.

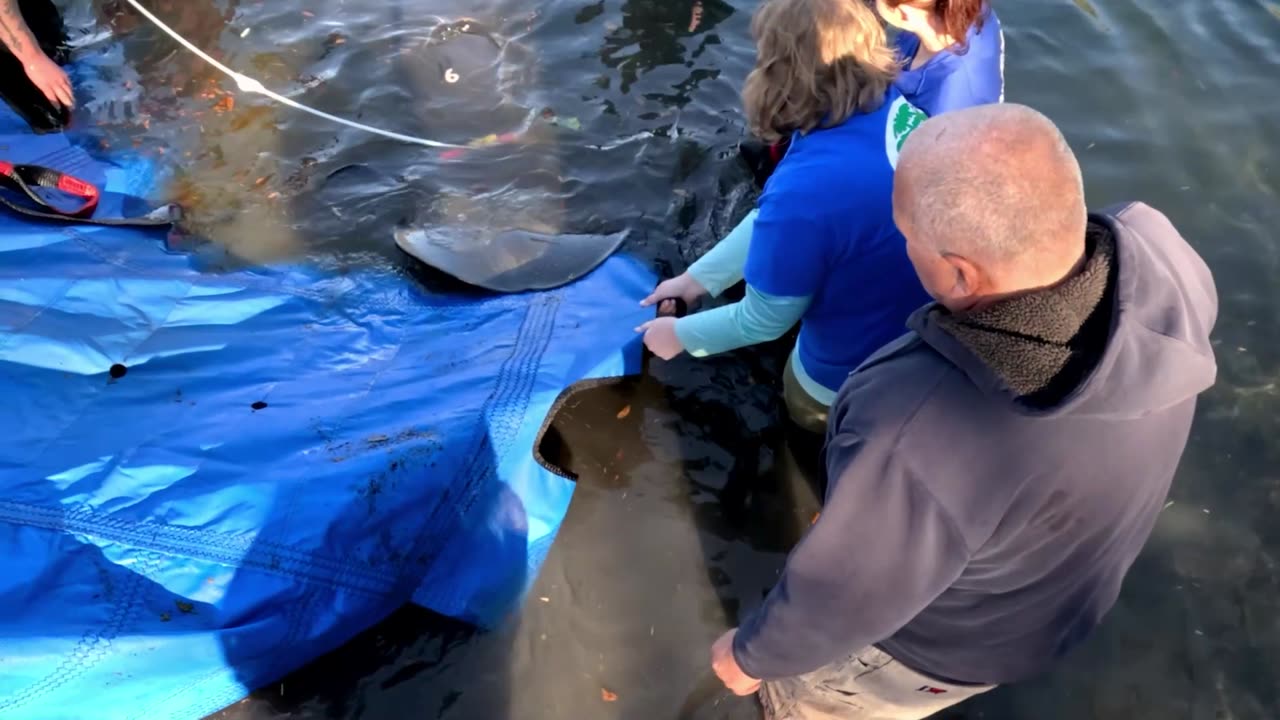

[782,354,829,435]
[761,647,995,720]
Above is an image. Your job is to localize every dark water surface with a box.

[57,0,1280,718]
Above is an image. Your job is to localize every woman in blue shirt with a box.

[637,0,931,433]
[877,0,1004,116]
[739,1,1003,186]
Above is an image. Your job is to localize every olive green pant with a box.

[782,355,830,436]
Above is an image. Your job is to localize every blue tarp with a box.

[0,107,654,718]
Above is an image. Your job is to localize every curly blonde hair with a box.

[743,0,898,143]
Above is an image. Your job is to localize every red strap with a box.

[56,174,99,202]
[0,162,100,218]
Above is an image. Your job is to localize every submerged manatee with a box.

[394,182,628,292]
[394,224,628,293]
[391,16,625,293]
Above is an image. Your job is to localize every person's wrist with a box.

[18,46,48,67]
[671,316,691,352]
[684,267,716,298]
[730,631,760,681]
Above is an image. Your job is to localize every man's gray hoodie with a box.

[733,202,1218,685]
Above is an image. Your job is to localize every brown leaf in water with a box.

[601,688,618,702]
[616,405,631,419]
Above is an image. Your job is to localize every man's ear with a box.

[942,252,983,299]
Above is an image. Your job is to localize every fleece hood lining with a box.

[930,224,1116,401]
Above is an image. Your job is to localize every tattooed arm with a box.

[0,0,41,62]
[0,0,73,108]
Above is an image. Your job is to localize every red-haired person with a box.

[876,0,1004,116]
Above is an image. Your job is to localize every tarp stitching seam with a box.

[395,294,559,610]
[0,550,159,712]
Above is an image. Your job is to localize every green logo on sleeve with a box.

[885,97,928,168]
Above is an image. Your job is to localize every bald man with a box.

[709,104,1218,719]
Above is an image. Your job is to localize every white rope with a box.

[124,0,463,149]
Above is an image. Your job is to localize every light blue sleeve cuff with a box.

[687,209,757,298]
[674,284,810,357]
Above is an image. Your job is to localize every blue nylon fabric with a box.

[0,110,654,719]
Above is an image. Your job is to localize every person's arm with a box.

[673,284,809,357]
[730,411,971,680]
[0,0,73,109]
[0,0,40,61]
[687,209,757,298]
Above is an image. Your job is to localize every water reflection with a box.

[596,0,733,98]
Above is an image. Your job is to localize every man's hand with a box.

[24,52,73,109]
[1,0,73,109]
[640,272,707,310]
[711,629,761,696]
[635,316,684,360]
